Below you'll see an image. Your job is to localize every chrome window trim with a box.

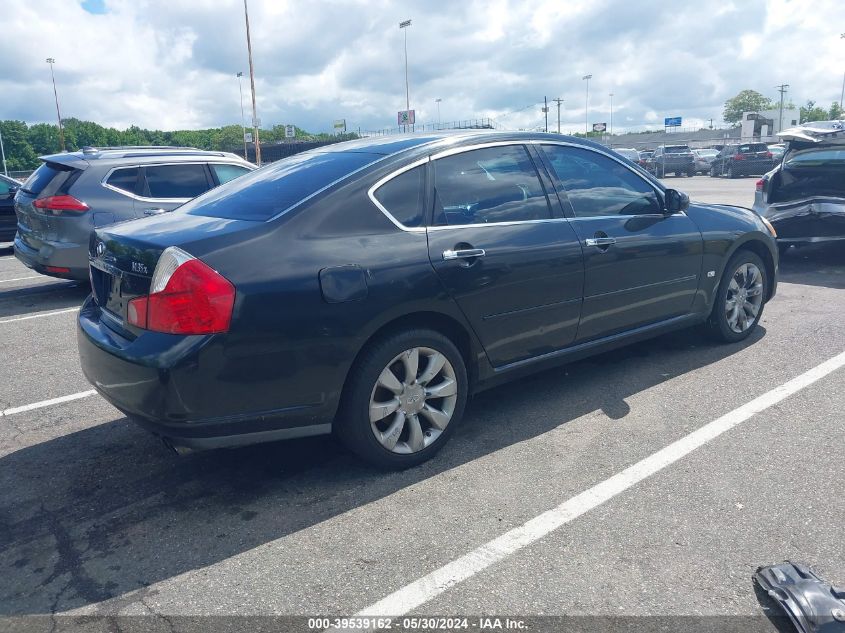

[370,140,556,233]
[367,157,430,234]
[100,161,249,204]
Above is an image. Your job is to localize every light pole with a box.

[609,93,614,140]
[775,83,789,133]
[582,74,592,136]
[840,34,844,112]
[45,58,65,152]
[243,0,261,165]
[236,72,248,159]
[0,124,7,176]
[553,98,564,134]
[435,98,441,129]
[400,19,412,132]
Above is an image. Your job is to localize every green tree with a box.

[799,100,829,124]
[1,121,39,170]
[829,102,843,120]
[723,89,775,124]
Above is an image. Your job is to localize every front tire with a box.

[706,251,768,343]
[335,329,468,469]
[727,164,737,179]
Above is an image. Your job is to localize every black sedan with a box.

[0,173,20,243]
[78,132,779,469]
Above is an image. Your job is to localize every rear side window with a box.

[21,162,79,196]
[0,179,10,194]
[432,145,551,226]
[105,167,139,194]
[664,146,690,153]
[211,163,251,185]
[373,165,425,227]
[785,149,845,168]
[738,144,768,153]
[143,164,210,199]
[180,151,383,221]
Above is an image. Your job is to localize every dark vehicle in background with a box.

[78,131,778,469]
[768,144,786,161]
[692,149,718,174]
[14,147,254,281]
[0,173,20,243]
[613,148,640,164]
[709,143,773,178]
[646,145,696,177]
[753,121,845,253]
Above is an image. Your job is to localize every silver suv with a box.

[14,147,255,281]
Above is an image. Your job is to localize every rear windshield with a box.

[664,146,690,153]
[21,161,79,196]
[180,151,383,221]
[738,144,768,153]
[785,148,845,168]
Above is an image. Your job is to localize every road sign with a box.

[333,119,346,131]
[285,125,295,138]
[252,116,261,128]
[397,110,416,126]
[664,116,682,127]
[244,132,253,143]
[592,122,607,132]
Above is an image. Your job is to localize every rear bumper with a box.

[14,234,89,280]
[762,199,845,242]
[730,160,773,175]
[77,296,333,450]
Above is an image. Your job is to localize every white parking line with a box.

[0,307,80,324]
[1,390,97,417]
[351,350,845,621]
[0,275,43,283]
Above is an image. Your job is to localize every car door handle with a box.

[144,208,167,216]
[443,248,486,260]
[585,237,616,247]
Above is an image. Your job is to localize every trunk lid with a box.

[15,159,86,249]
[89,212,260,335]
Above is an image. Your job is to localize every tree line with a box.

[0,118,358,171]
[723,89,843,125]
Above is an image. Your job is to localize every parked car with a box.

[692,149,718,174]
[753,121,845,254]
[709,143,773,178]
[768,144,786,161]
[14,147,254,281]
[613,148,640,164]
[646,145,696,177]
[637,150,653,169]
[78,132,778,469]
[0,173,20,243]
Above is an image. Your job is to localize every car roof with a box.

[38,147,252,170]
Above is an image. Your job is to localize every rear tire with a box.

[727,164,737,179]
[335,328,468,469]
[706,250,768,343]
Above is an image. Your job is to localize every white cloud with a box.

[0,0,842,135]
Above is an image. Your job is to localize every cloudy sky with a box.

[1,0,843,135]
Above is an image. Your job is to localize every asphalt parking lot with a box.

[1,175,844,632]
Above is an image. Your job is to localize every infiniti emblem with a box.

[96,241,105,257]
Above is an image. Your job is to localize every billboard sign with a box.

[333,119,346,131]
[664,116,682,127]
[398,110,416,126]
[592,122,607,132]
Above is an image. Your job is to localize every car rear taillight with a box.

[127,247,235,334]
[765,151,773,159]
[33,194,89,215]
[733,154,746,161]
[755,179,764,192]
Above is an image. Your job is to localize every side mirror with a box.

[664,188,689,214]
[9,185,19,196]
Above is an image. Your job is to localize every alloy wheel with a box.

[369,347,458,454]
[725,263,764,333]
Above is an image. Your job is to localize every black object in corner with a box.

[755,562,845,633]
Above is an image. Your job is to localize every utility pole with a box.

[840,34,844,112]
[709,118,714,129]
[243,0,261,165]
[236,72,248,160]
[400,20,412,132]
[45,58,65,152]
[582,74,592,136]
[0,124,7,176]
[609,93,614,139]
[435,98,442,129]
[543,96,549,132]
[553,98,564,134]
[775,83,789,134]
